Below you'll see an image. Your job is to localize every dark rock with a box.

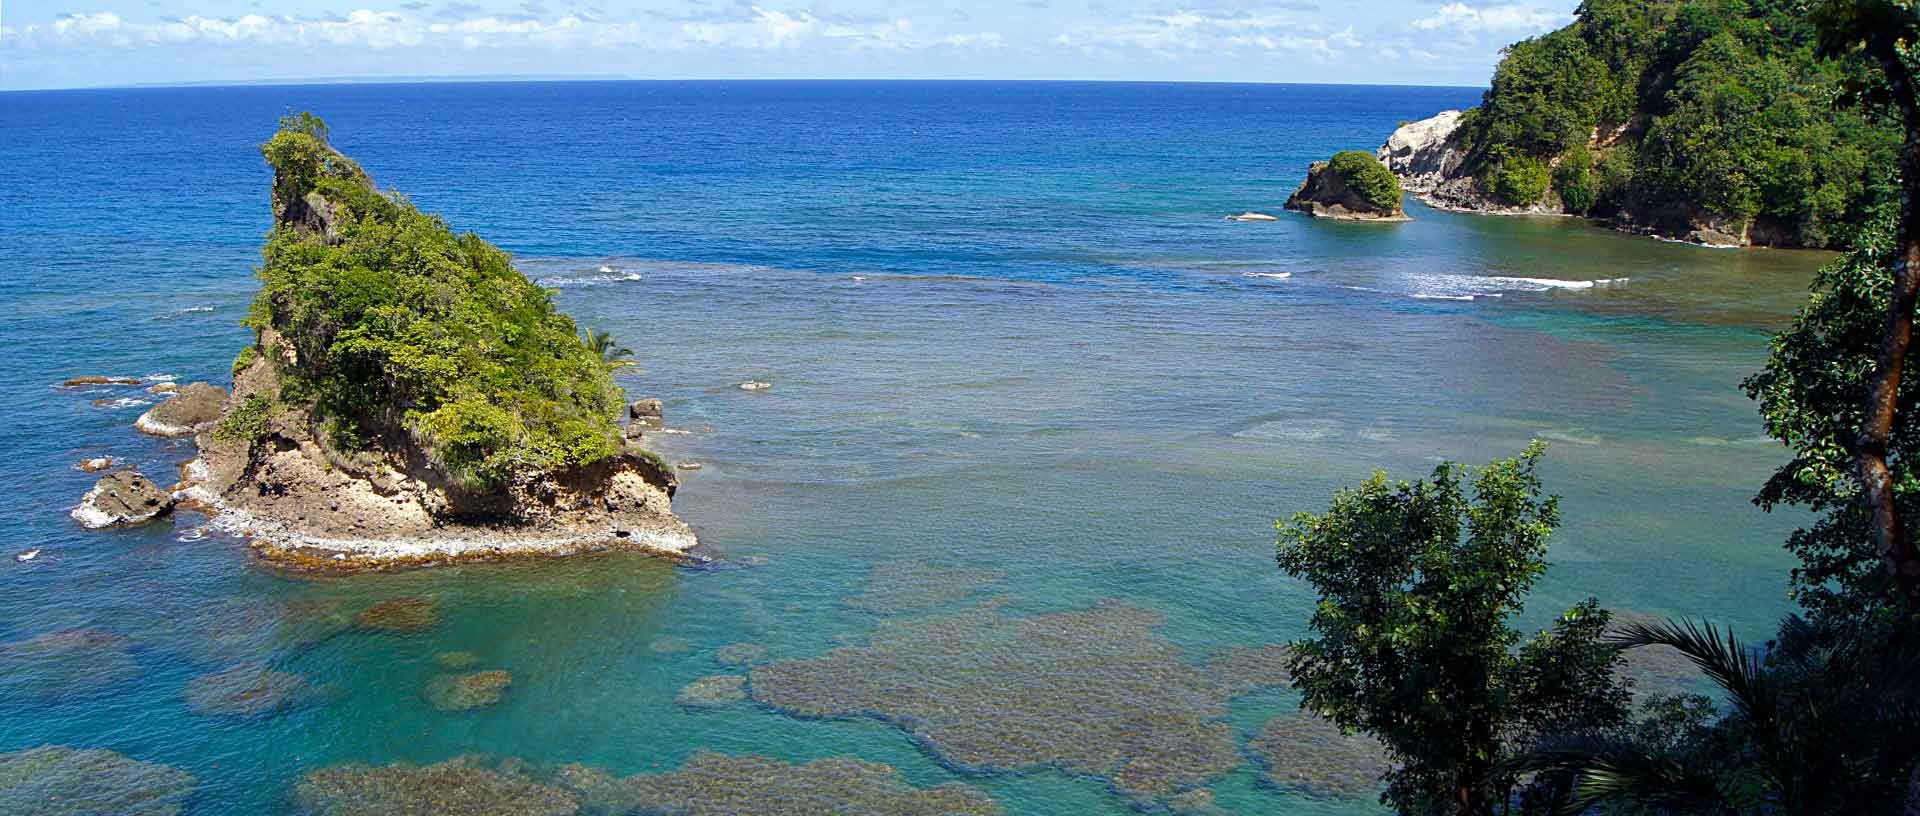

[71,470,175,529]
[60,376,142,387]
[135,382,228,437]
[1284,159,1410,222]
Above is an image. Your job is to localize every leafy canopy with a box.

[1276,443,1631,815]
[1454,0,1899,245]
[248,113,625,488]
[1327,150,1404,211]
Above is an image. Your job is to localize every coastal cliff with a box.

[173,113,695,569]
[1375,0,1900,248]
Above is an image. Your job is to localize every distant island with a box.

[108,113,696,570]
[1376,0,1898,247]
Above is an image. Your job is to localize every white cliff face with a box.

[1376,110,1466,195]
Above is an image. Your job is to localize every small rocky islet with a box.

[63,115,696,572]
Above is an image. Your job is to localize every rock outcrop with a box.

[170,114,697,571]
[135,382,228,437]
[72,470,175,529]
[1374,111,1560,217]
[1284,152,1410,222]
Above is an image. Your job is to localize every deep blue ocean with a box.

[0,81,1825,815]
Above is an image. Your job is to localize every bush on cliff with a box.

[247,114,624,488]
[1326,150,1402,211]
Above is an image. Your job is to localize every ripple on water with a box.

[749,599,1293,805]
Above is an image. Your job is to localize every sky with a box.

[0,0,1578,90]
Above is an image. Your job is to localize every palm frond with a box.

[1508,733,1728,815]
[1610,619,1775,732]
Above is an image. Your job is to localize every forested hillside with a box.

[1447,0,1900,246]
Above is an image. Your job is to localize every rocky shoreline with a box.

[1376,110,1768,248]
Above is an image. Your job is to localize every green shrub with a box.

[1553,149,1599,213]
[1487,147,1553,206]
[248,115,625,489]
[1326,150,1402,211]
[215,395,274,443]
[231,346,259,376]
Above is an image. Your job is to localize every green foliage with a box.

[1455,0,1900,245]
[215,395,274,443]
[231,345,259,376]
[1516,616,1920,815]
[1326,150,1403,211]
[1486,146,1553,206]
[1275,443,1631,815]
[1552,149,1599,213]
[1743,217,1910,625]
[581,328,637,371]
[249,114,625,488]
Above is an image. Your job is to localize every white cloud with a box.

[1408,2,1566,38]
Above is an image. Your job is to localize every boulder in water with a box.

[71,470,175,529]
[135,382,228,437]
[1284,151,1411,222]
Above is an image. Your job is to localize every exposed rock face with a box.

[1374,111,1552,216]
[72,470,175,529]
[135,382,228,437]
[1284,160,1410,222]
[1377,110,1467,195]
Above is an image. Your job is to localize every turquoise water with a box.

[0,81,1821,814]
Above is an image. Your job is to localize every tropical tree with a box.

[1514,616,1920,815]
[581,328,637,371]
[1805,0,1920,607]
[1276,443,1632,816]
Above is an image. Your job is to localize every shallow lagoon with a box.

[0,81,1819,814]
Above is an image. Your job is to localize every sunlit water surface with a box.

[0,81,1822,814]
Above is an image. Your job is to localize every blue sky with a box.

[1,0,1576,89]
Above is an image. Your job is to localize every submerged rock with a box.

[1250,712,1391,800]
[184,665,317,717]
[423,670,512,711]
[648,635,692,655]
[555,751,1001,816]
[291,757,579,816]
[0,628,139,702]
[134,382,228,437]
[60,376,143,387]
[0,745,197,816]
[355,597,439,633]
[434,651,481,670]
[713,642,766,667]
[750,600,1292,805]
[676,674,747,709]
[71,470,175,529]
[840,561,1007,615]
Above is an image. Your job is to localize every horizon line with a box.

[4,75,1492,94]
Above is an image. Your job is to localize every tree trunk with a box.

[1854,44,1920,609]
